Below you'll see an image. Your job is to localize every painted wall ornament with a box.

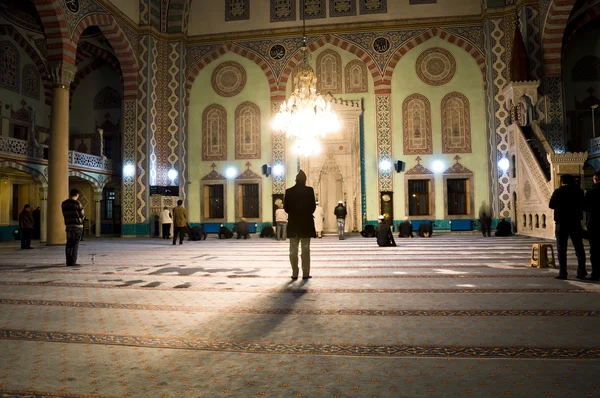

[225,0,250,21]
[202,104,227,161]
[65,0,80,13]
[301,0,326,19]
[269,44,287,60]
[359,0,387,14]
[235,102,261,159]
[372,37,390,54]
[330,0,357,17]
[211,61,247,98]
[416,47,456,86]
[344,60,368,93]
[441,92,471,153]
[271,0,296,22]
[403,94,432,155]
[316,49,342,94]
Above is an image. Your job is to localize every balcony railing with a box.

[588,136,600,156]
[0,136,112,171]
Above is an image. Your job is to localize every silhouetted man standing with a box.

[334,201,347,240]
[284,170,316,280]
[549,174,586,280]
[584,171,600,281]
[62,189,84,266]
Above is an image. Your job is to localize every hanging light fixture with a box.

[271,12,340,155]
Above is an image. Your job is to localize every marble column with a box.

[40,186,47,243]
[46,62,76,245]
[94,191,102,238]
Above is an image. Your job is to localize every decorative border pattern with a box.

[545,75,565,152]
[403,93,433,155]
[167,42,181,182]
[122,99,137,225]
[359,0,387,14]
[2,329,598,359]
[375,94,392,191]
[271,99,286,193]
[301,0,326,19]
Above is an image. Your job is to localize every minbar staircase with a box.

[520,125,551,181]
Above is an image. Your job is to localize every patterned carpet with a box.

[0,234,598,397]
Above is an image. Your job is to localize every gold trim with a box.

[53,84,70,90]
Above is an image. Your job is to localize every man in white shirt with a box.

[313,201,324,238]
[275,203,288,241]
[159,206,172,239]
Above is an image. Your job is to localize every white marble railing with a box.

[0,136,112,171]
[588,136,600,156]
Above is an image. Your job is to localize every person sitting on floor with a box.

[398,217,413,238]
[360,224,376,237]
[495,217,512,237]
[417,222,433,238]
[234,218,250,239]
[376,215,397,247]
[218,225,233,239]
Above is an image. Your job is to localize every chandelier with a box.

[271,20,339,156]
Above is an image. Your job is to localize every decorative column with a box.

[46,62,76,245]
[94,191,102,238]
[40,186,47,244]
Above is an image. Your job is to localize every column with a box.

[46,62,76,245]
[40,187,47,243]
[95,191,102,238]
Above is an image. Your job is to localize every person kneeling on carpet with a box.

[376,215,397,247]
[234,218,250,239]
[218,225,233,239]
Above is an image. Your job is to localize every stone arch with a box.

[0,25,52,104]
[166,0,191,34]
[70,43,123,106]
[542,0,577,76]
[68,170,101,189]
[277,33,382,96]
[564,3,600,48]
[71,14,138,98]
[185,42,276,106]
[386,28,486,90]
[0,160,47,187]
[316,49,342,94]
[31,0,74,65]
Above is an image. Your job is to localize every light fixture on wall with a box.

[378,159,391,171]
[432,160,445,174]
[167,168,178,185]
[123,163,135,178]
[272,164,285,177]
[498,158,510,172]
[271,10,340,156]
[225,167,237,179]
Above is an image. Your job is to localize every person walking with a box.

[159,206,172,239]
[549,174,587,280]
[284,169,316,280]
[62,189,84,266]
[313,201,324,238]
[172,200,188,245]
[275,203,288,241]
[18,204,34,249]
[334,200,347,240]
[376,215,397,247]
[584,171,600,281]
[479,202,492,237]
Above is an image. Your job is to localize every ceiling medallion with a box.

[269,44,286,60]
[372,37,390,54]
[65,0,80,13]
[415,47,456,86]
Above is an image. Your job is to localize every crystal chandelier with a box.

[271,19,339,155]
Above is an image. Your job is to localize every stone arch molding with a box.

[542,0,577,76]
[68,170,102,189]
[0,160,47,187]
[386,28,487,90]
[71,13,138,98]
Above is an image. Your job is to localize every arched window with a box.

[0,41,19,92]
[235,102,261,159]
[316,49,342,94]
[94,86,122,109]
[21,64,40,100]
[344,60,368,93]
[202,104,227,161]
[441,92,471,153]
[403,94,432,155]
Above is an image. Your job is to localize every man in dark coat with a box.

[61,189,84,266]
[376,215,396,247]
[495,218,512,237]
[234,218,250,239]
[549,174,586,280]
[284,169,316,280]
[32,206,41,239]
[398,217,413,238]
[334,201,347,240]
[18,204,34,249]
[584,171,600,281]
